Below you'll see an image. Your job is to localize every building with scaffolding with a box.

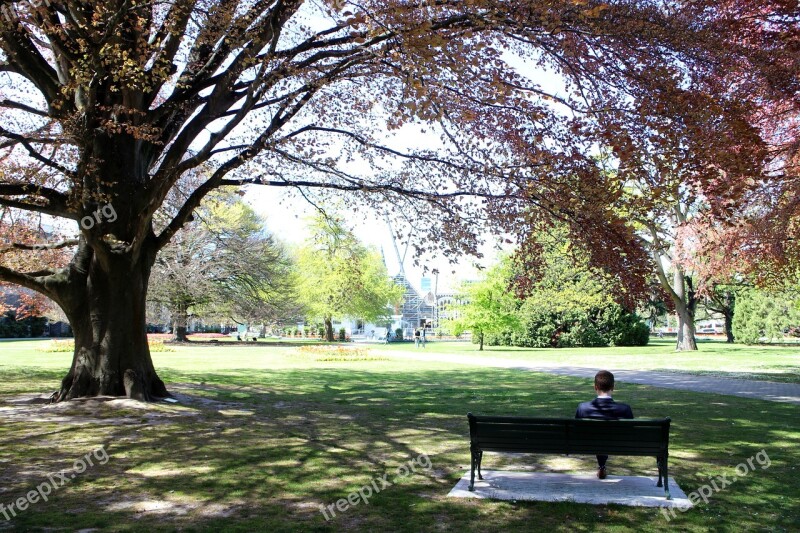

[331,219,472,340]
[391,273,435,338]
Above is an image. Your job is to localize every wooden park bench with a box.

[467,413,672,499]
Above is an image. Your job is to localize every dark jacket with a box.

[575,397,634,420]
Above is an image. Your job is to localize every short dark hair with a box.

[594,370,615,393]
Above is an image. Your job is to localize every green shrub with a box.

[0,312,47,338]
[338,327,346,341]
[395,328,404,341]
[609,318,650,346]
[484,302,649,348]
[598,305,651,346]
[732,289,800,344]
[557,317,606,348]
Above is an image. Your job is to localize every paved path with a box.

[378,350,800,405]
[449,470,690,508]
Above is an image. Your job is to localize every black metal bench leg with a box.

[656,458,663,487]
[469,451,477,491]
[477,451,484,480]
[663,456,671,500]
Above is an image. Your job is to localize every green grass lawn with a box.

[379,338,800,383]
[0,341,798,532]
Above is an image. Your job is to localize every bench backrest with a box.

[468,413,670,456]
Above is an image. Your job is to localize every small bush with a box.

[611,320,650,346]
[557,319,606,348]
[338,328,346,341]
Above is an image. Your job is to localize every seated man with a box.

[575,370,634,479]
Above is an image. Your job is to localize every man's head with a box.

[594,370,615,394]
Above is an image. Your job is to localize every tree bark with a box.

[720,291,735,343]
[673,270,698,351]
[172,304,189,342]
[723,310,734,343]
[705,288,735,343]
[324,316,334,342]
[51,243,169,402]
[675,303,697,351]
[478,331,484,351]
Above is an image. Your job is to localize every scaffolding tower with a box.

[392,274,435,337]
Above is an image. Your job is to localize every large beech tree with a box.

[0,0,786,400]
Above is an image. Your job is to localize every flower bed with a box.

[292,345,387,362]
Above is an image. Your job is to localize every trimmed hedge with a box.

[0,312,47,338]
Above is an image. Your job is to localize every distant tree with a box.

[443,259,520,351]
[148,191,298,341]
[703,284,740,343]
[638,282,671,333]
[671,218,755,345]
[295,214,401,341]
[639,196,702,351]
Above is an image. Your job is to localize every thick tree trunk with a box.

[324,316,334,342]
[478,331,484,351]
[673,270,698,351]
[52,247,168,402]
[706,289,735,343]
[724,311,734,343]
[675,305,697,351]
[172,305,189,342]
[722,291,735,343]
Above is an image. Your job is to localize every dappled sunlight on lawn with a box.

[0,343,798,531]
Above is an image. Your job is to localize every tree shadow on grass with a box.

[0,367,798,532]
